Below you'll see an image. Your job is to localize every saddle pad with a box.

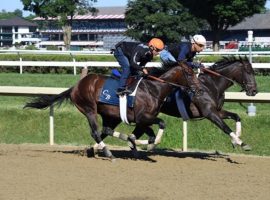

[165,89,191,121]
[98,77,135,108]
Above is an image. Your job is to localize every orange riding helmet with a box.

[148,38,165,51]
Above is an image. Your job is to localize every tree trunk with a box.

[62,25,72,50]
[212,32,220,52]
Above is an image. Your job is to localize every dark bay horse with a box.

[24,62,191,160]
[132,56,257,151]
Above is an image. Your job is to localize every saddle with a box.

[98,70,142,108]
[112,69,140,91]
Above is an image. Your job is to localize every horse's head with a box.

[237,56,257,96]
[211,56,257,96]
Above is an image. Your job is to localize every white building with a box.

[0,16,39,47]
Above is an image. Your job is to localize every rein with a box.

[147,74,187,88]
[198,58,236,84]
[200,67,235,84]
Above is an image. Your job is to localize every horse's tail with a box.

[24,87,73,110]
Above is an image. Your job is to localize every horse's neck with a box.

[159,67,185,86]
[200,67,233,95]
[156,67,184,98]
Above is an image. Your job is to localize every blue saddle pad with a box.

[165,89,192,121]
[98,77,135,108]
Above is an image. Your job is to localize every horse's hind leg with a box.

[91,116,139,158]
[85,113,115,159]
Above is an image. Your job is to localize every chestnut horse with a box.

[24,62,192,160]
[132,56,257,151]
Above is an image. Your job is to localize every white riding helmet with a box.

[192,34,206,46]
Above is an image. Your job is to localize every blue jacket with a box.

[160,42,199,68]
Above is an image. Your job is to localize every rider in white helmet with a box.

[160,34,206,68]
[160,34,206,96]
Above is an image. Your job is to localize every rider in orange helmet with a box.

[114,38,164,95]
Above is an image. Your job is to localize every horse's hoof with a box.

[147,144,156,151]
[86,147,96,157]
[110,156,117,162]
[241,143,252,151]
[231,141,237,149]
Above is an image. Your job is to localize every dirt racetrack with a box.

[0,144,270,200]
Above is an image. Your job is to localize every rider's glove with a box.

[137,70,144,77]
[199,64,205,69]
[138,70,148,78]
[192,62,202,69]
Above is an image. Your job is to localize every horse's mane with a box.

[210,55,249,70]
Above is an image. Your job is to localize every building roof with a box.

[0,16,37,27]
[34,6,126,20]
[229,12,270,30]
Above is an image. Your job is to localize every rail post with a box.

[70,53,77,75]
[17,52,23,74]
[182,121,188,151]
[247,30,256,116]
[49,105,54,145]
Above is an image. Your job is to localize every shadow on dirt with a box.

[51,147,241,164]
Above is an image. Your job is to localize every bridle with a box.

[208,59,254,92]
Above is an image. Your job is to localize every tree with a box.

[125,0,205,43]
[0,9,23,19]
[21,0,97,50]
[14,9,23,17]
[179,0,266,51]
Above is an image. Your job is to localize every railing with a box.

[0,50,269,75]
[1,49,270,55]
[0,60,269,75]
[0,86,269,148]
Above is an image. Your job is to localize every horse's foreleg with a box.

[152,118,166,145]
[205,111,251,151]
[131,118,166,151]
[218,110,242,137]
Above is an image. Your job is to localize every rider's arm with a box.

[177,43,199,69]
[130,45,152,71]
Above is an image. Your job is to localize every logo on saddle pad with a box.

[102,90,111,100]
[98,77,142,108]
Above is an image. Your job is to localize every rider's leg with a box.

[114,47,131,95]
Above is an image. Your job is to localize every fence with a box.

[0,49,270,75]
[0,86,269,150]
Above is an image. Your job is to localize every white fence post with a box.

[17,52,23,74]
[182,121,188,152]
[70,53,76,75]
[49,105,54,145]
[247,30,256,116]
